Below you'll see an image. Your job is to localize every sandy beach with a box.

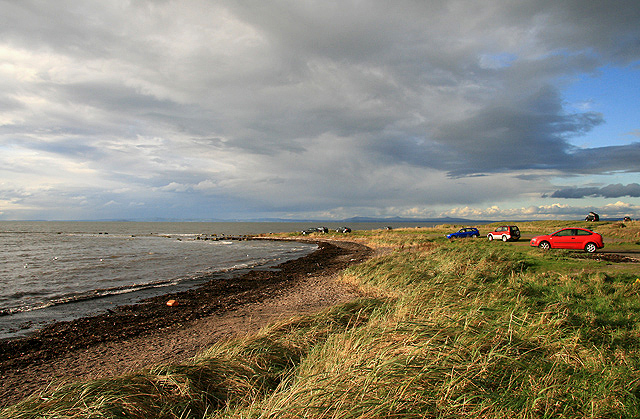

[0,239,372,407]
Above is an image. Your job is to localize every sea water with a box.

[0,220,438,340]
[0,221,322,340]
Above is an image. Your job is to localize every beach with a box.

[0,239,372,407]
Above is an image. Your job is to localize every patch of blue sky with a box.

[562,64,640,148]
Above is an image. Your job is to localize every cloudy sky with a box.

[1,0,639,221]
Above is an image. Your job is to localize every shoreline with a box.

[0,237,318,342]
[0,238,373,408]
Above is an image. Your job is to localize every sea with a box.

[0,220,425,341]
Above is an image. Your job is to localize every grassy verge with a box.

[3,222,640,418]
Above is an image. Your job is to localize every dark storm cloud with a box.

[427,88,606,176]
[551,183,640,199]
[1,0,640,219]
[222,0,640,178]
[369,84,612,177]
[533,0,640,64]
[566,143,640,174]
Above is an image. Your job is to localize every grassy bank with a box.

[3,221,640,418]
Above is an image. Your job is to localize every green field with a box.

[3,220,640,418]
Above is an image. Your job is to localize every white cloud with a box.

[158,182,190,193]
[442,201,640,220]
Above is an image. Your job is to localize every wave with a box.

[0,255,287,317]
[0,278,178,316]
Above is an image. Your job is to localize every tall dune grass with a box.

[227,242,640,418]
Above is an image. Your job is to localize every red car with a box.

[530,228,604,253]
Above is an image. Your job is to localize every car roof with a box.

[552,227,594,233]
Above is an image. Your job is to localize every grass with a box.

[3,222,640,418]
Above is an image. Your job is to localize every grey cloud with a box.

[536,0,640,64]
[565,143,640,174]
[551,183,640,199]
[375,85,607,176]
[0,1,125,58]
[0,95,24,113]
[59,83,179,114]
[26,139,102,159]
[221,2,635,178]
[550,187,603,199]
[1,0,640,220]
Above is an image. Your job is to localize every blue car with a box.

[446,227,480,239]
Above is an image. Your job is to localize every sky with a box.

[1,0,639,221]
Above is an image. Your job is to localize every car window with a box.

[576,229,592,236]
[553,229,572,236]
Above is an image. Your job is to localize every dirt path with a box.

[0,239,373,407]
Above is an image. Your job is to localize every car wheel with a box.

[502,235,508,242]
[472,234,479,238]
[539,241,550,250]
[585,243,597,253]
[488,234,493,241]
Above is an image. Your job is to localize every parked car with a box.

[335,226,351,233]
[301,227,328,235]
[624,216,632,222]
[585,211,599,221]
[446,227,480,239]
[530,228,604,253]
[487,225,520,242]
